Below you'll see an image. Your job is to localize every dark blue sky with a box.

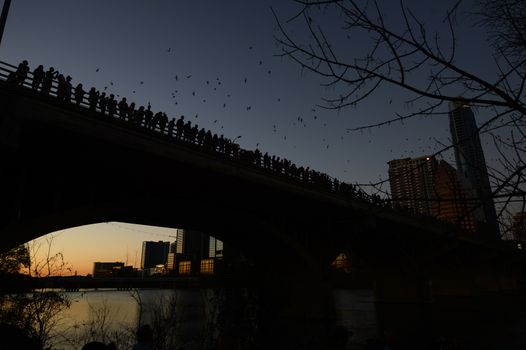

[1,0,498,190]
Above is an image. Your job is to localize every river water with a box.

[48,288,526,349]
[49,288,376,350]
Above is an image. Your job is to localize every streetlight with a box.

[0,0,12,48]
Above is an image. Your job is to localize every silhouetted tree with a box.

[0,244,29,275]
[0,237,70,349]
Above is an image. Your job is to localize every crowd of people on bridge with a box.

[6,60,394,210]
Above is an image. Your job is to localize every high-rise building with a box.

[174,229,209,275]
[512,212,526,241]
[388,156,436,214]
[166,242,177,271]
[388,156,476,232]
[93,262,125,278]
[141,241,170,270]
[209,236,224,259]
[449,101,499,238]
[432,160,476,232]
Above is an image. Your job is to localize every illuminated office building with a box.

[389,156,476,232]
[388,156,436,215]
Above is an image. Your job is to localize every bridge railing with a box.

[0,60,410,213]
[0,61,96,111]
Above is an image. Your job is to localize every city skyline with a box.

[28,223,178,276]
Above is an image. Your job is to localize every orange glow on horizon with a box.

[26,223,178,276]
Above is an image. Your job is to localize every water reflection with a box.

[46,288,526,349]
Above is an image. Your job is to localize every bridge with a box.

[1,61,525,347]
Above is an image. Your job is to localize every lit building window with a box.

[200,259,214,275]
[179,261,191,275]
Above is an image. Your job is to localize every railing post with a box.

[0,0,12,48]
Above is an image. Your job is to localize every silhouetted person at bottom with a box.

[327,325,352,349]
[132,324,154,350]
[31,64,45,90]
[365,328,404,350]
[82,341,110,350]
[0,323,40,350]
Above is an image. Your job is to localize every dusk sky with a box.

[1,0,506,275]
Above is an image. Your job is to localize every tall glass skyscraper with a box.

[448,101,499,238]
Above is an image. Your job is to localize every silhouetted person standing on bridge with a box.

[218,134,226,153]
[204,130,212,149]
[183,120,192,142]
[128,102,136,122]
[167,118,175,136]
[118,97,128,120]
[135,105,145,126]
[74,83,85,106]
[88,87,99,111]
[175,115,185,140]
[64,76,73,103]
[144,104,153,128]
[107,94,117,117]
[133,106,144,126]
[158,112,168,133]
[15,60,29,86]
[191,124,199,143]
[99,92,107,114]
[197,127,206,145]
[56,74,66,101]
[42,67,57,95]
[31,64,44,90]
[152,111,162,130]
